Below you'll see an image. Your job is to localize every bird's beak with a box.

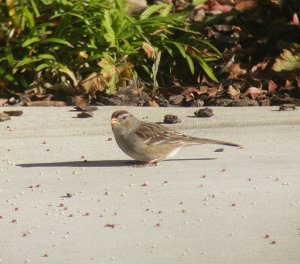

[110,118,119,125]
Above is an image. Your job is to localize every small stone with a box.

[163,114,181,124]
[279,103,296,111]
[168,95,184,105]
[194,108,214,117]
[77,112,93,118]
[214,148,224,152]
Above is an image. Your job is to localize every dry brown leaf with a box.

[227,85,240,99]
[0,99,8,106]
[142,42,157,59]
[268,80,277,93]
[209,0,233,12]
[144,99,159,107]
[251,62,268,73]
[72,96,88,107]
[235,0,257,11]
[79,72,106,96]
[228,63,247,79]
[242,87,263,99]
[291,13,299,25]
[181,87,202,98]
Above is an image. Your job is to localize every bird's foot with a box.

[127,161,158,168]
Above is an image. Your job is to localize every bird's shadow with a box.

[17,158,217,168]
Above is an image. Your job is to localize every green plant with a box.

[0,0,221,96]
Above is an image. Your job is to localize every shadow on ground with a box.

[17,158,217,168]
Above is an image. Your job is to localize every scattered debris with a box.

[105,224,115,229]
[3,110,23,116]
[194,108,214,117]
[163,114,181,124]
[214,148,224,152]
[279,103,296,111]
[77,112,93,118]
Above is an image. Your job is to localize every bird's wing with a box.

[134,122,189,146]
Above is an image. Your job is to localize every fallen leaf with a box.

[72,96,88,107]
[242,87,263,99]
[209,0,233,13]
[79,72,106,97]
[142,42,157,59]
[0,99,8,106]
[144,99,159,107]
[268,80,277,93]
[251,62,269,73]
[227,85,240,99]
[229,63,247,79]
[235,0,257,11]
[291,12,299,25]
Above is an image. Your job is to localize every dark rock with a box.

[279,103,296,111]
[215,148,224,152]
[190,99,205,107]
[194,108,214,117]
[163,114,181,124]
[3,110,23,116]
[77,112,93,118]
[231,98,259,107]
[169,95,184,105]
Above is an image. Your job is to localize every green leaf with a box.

[102,10,116,47]
[193,56,219,83]
[21,37,41,47]
[13,57,42,70]
[139,4,167,19]
[29,0,40,17]
[23,6,35,29]
[161,3,173,17]
[56,63,78,86]
[37,54,56,60]
[171,42,187,58]
[35,63,51,72]
[192,0,208,6]
[273,43,300,72]
[185,54,195,74]
[40,38,74,47]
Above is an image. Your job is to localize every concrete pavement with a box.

[0,106,300,264]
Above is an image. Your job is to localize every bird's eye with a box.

[122,116,127,120]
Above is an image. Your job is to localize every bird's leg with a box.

[128,160,158,168]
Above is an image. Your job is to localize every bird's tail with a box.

[189,137,242,148]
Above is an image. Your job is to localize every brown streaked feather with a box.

[135,122,190,145]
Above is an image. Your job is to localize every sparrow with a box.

[111,110,241,165]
